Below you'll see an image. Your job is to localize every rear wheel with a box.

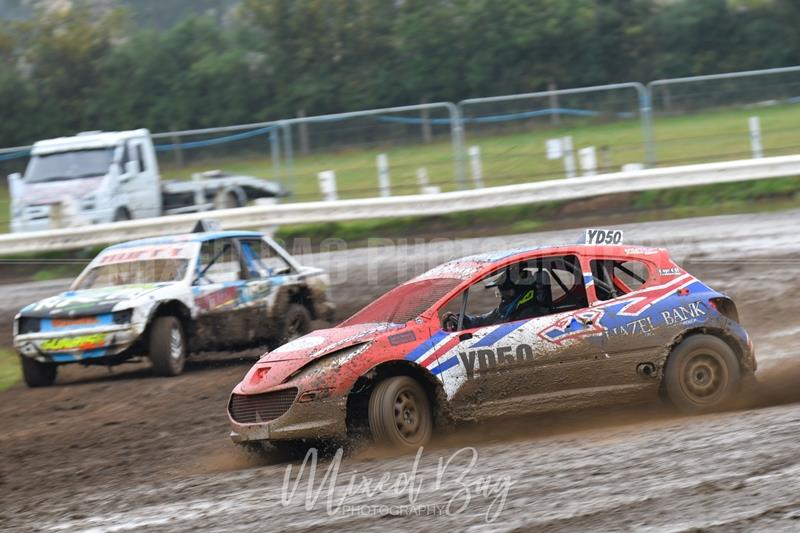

[112,207,131,222]
[280,304,311,344]
[149,316,186,376]
[214,190,241,209]
[21,356,57,387]
[368,376,432,450]
[664,334,740,413]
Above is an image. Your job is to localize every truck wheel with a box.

[149,316,186,376]
[214,190,241,209]
[664,334,741,413]
[280,304,311,344]
[368,376,432,450]
[113,207,131,222]
[21,356,57,387]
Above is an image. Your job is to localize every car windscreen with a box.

[25,148,115,183]
[340,278,461,327]
[73,259,189,290]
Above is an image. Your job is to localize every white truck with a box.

[8,129,287,232]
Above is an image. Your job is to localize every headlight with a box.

[287,342,372,382]
[112,309,134,324]
[81,195,96,211]
[17,317,41,334]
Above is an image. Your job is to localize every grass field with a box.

[0,103,799,234]
[0,348,19,391]
[158,103,800,202]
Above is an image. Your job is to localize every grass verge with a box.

[0,348,20,391]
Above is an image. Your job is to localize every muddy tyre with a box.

[368,376,432,450]
[280,304,311,344]
[664,334,740,413]
[21,356,57,387]
[149,316,186,376]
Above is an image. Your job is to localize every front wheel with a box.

[21,356,57,387]
[149,316,187,376]
[664,334,741,413]
[280,304,311,345]
[368,376,432,450]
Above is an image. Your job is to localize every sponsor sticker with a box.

[41,333,107,352]
[51,317,98,328]
[95,243,197,265]
[389,331,417,346]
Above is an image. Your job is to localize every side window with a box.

[590,259,651,301]
[438,290,466,327]
[197,239,243,284]
[536,255,588,311]
[118,144,130,167]
[127,141,146,172]
[440,255,588,331]
[462,281,504,321]
[239,239,292,279]
[136,144,147,172]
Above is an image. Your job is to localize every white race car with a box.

[14,227,334,386]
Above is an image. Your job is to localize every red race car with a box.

[228,230,755,450]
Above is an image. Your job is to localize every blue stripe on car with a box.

[405,330,448,361]
[431,355,459,375]
[470,321,526,348]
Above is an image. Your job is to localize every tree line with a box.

[0,0,798,147]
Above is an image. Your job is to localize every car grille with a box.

[229,388,298,424]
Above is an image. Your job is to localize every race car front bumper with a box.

[228,388,348,443]
[14,322,146,364]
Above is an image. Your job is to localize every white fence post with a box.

[579,146,598,176]
[562,136,577,179]
[318,170,338,201]
[417,167,429,190]
[376,153,391,197]
[749,116,764,159]
[416,167,441,194]
[468,145,484,188]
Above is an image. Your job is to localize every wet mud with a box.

[2,209,800,531]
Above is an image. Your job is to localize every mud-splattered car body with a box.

[14,230,333,383]
[228,240,755,446]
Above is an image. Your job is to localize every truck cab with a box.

[9,129,161,232]
[9,129,287,233]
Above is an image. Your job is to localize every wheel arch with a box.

[274,284,317,319]
[213,185,246,208]
[345,359,451,437]
[146,300,193,340]
[665,326,749,376]
[112,206,132,221]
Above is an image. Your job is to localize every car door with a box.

[125,137,161,218]
[434,254,605,418]
[236,237,296,341]
[587,255,666,389]
[191,237,248,347]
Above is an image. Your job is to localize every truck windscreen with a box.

[25,148,115,183]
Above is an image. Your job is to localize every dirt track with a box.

[2,209,800,531]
